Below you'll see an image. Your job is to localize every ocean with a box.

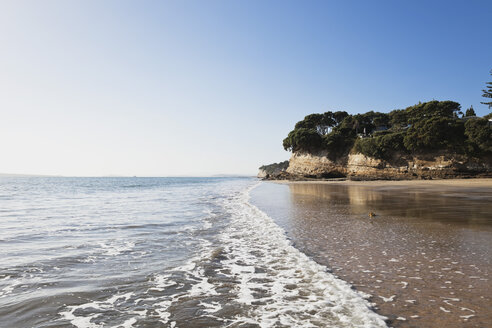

[0,177,386,328]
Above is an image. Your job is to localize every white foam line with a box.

[216,182,388,328]
[59,292,141,328]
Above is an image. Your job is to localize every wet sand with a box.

[251,179,492,328]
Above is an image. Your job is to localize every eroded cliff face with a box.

[257,169,268,179]
[286,152,346,178]
[285,152,492,180]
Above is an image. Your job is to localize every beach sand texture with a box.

[251,179,492,328]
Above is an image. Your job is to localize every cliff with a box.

[258,161,290,179]
[261,100,492,180]
[282,152,492,180]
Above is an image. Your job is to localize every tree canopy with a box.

[283,100,492,160]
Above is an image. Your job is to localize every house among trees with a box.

[374,125,389,132]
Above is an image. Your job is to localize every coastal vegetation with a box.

[283,100,492,161]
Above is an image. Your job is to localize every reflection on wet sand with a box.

[290,183,492,226]
[252,181,492,328]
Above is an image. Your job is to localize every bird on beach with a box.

[368,212,377,218]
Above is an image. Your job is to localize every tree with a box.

[465,106,476,117]
[294,113,323,130]
[323,129,356,158]
[465,118,492,155]
[405,100,461,123]
[481,70,492,109]
[332,111,349,125]
[403,116,465,152]
[354,132,405,160]
[283,128,322,152]
[294,113,333,135]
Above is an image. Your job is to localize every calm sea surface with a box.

[0,177,385,328]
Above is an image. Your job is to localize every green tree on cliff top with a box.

[465,106,476,117]
[481,70,492,109]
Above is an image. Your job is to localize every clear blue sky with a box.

[1,1,491,176]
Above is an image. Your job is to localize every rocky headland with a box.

[260,100,492,181]
[260,152,492,180]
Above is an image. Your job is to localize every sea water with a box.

[0,177,386,328]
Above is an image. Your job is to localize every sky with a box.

[0,0,491,176]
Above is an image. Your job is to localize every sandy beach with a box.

[251,178,492,328]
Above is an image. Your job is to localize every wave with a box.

[57,181,387,328]
[210,182,388,327]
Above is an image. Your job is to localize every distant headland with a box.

[260,100,492,180]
